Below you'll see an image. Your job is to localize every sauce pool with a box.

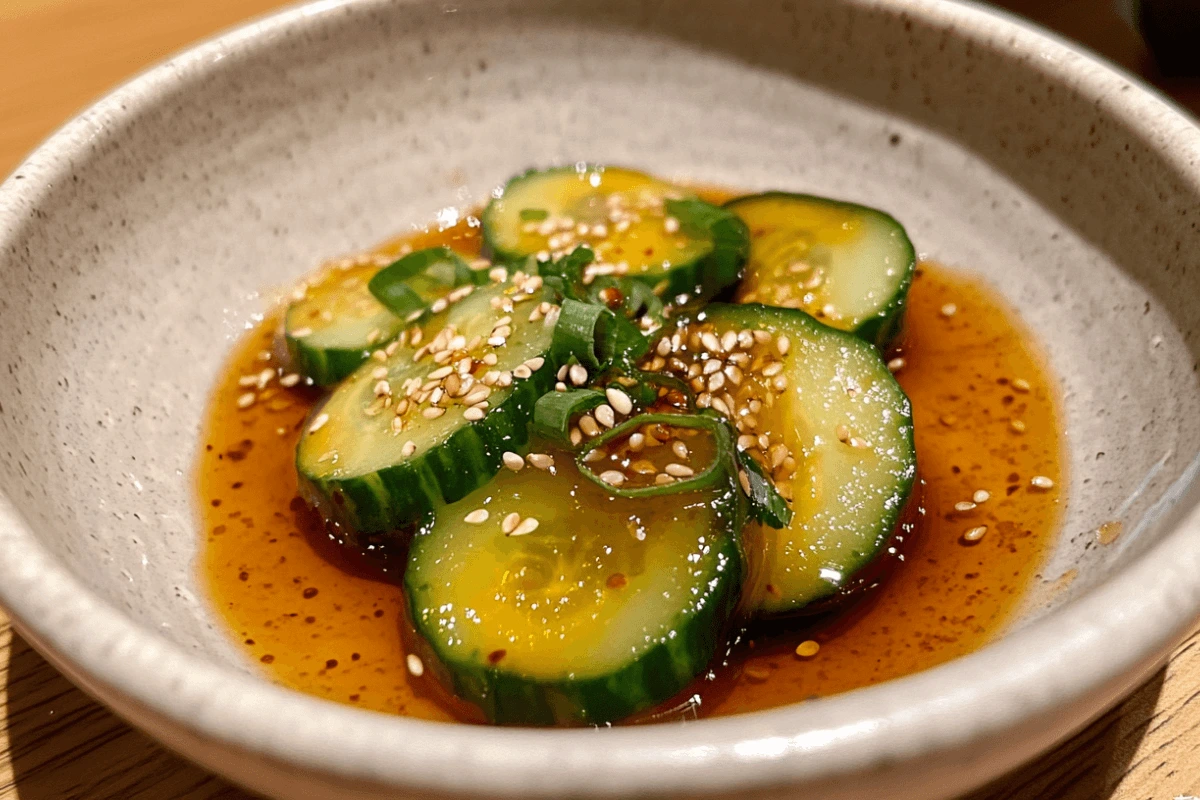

[196,211,1064,723]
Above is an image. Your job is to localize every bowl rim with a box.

[3,0,1200,794]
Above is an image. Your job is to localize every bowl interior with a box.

[2,0,1199,701]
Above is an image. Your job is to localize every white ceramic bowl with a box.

[3,0,1200,797]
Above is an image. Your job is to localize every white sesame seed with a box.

[428,366,453,380]
[721,330,738,352]
[511,516,540,536]
[1031,475,1055,489]
[401,440,417,457]
[887,357,906,373]
[737,434,757,451]
[777,335,791,356]
[237,392,256,409]
[525,357,545,372]
[308,412,329,432]
[430,298,449,314]
[487,336,506,347]
[835,424,850,443]
[663,216,680,234]
[962,525,988,542]
[701,332,722,353]
[672,441,689,460]
[579,414,601,437]
[527,453,554,470]
[464,509,489,524]
[954,501,977,512]
[280,373,301,388]
[422,406,446,419]
[1012,378,1031,393]
[463,406,485,421]
[605,388,633,415]
[655,473,675,485]
[595,404,616,428]
[406,654,425,677]
[570,427,583,446]
[973,490,991,503]
[513,365,532,380]
[940,303,958,318]
[502,451,525,471]
[628,432,645,452]
[290,327,312,338]
[665,463,694,478]
[599,470,626,486]
[569,364,588,386]
[501,512,521,534]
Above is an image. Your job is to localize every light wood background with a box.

[1,1,1199,797]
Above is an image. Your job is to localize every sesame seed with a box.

[406,654,424,676]
[973,490,991,503]
[771,374,789,392]
[487,336,507,347]
[940,414,958,427]
[795,640,820,658]
[502,451,525,471]
[290,327,312,338]
[701,331,722,353]
[422,406,446,419]
[672,441,689,460]
[663,216,680,234]
[428,366,453,380]
[665,463,694,478]
[606,388,633,415]
[1012,378,1031,393]
[835,424,850,443]
[711,397,731,416]
[237,392,256,409]
[525,357,545,372]
[887,357,906,373]
[595,404,616,428]
[401,440,417,457]
[280,373,301,388]
[737,434,757,451]
[570,427,583,446]
[569,364,588,386]
[579,414,601,437]
[527,453,554,470]
[777,336,791,356]
[940,303,958,318]
[1031,475,1055,489]
[962,525,988,542]
[628,432,645,452]
[599,470,626,486]
[430,298,448,314]
[307,412,329,432]
[511,516,540,536]
[655,473,675,485]
[738,470,751,494]
[707,371,726,393]
[954,501,977,512]
[721,330,738,352]
[463,407,485,421]
[464,509,489,524]
[513,365,532,380]
[762,361,784,377]
[500,512,521,534]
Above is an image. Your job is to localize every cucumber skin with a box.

[724,191,916,350]
[481,166,751,302]
[296,352,561,535]
[284,336,374,387]
[406,483,747,726]
[704,303,918,615]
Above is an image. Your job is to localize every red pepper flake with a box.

[606,573,628,589]
[488,649,507,665]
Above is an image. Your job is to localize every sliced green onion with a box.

[532,389,606,445]
[519,208,549,221]
[596,311,650,366]
[739,453,794,529]
[551,299,606,368]
[576,413,736,498]
[539,245,595,288]
[368,247,474,317]
[664,198,750,294]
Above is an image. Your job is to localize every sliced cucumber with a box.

[405,430,744,726]
[648,303,916,615]
[726,192,915,348]
[296,278,560,534]
[482,166,749,300]
[284,263,407,385]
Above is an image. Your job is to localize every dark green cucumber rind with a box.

[296,355,561,535]
[480,167,751,302]
[724,192,916,350]
[284,336,379,387]
[703,302,918,613]
[405,482,747,726]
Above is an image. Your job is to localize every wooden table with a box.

[1,1,1198,797]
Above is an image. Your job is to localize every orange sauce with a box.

[197,207,1063,724]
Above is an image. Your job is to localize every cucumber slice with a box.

[726,192,916,348]
[482,166,749,300]
[284,263,407,386]
[646,303,916,615]
[405,427,744,726]
[296,277,560,534]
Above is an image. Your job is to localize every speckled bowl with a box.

[2,0,1200,797]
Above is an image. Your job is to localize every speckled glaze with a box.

[2,0,1200,797]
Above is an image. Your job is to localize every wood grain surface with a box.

[1,1,1199,798]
